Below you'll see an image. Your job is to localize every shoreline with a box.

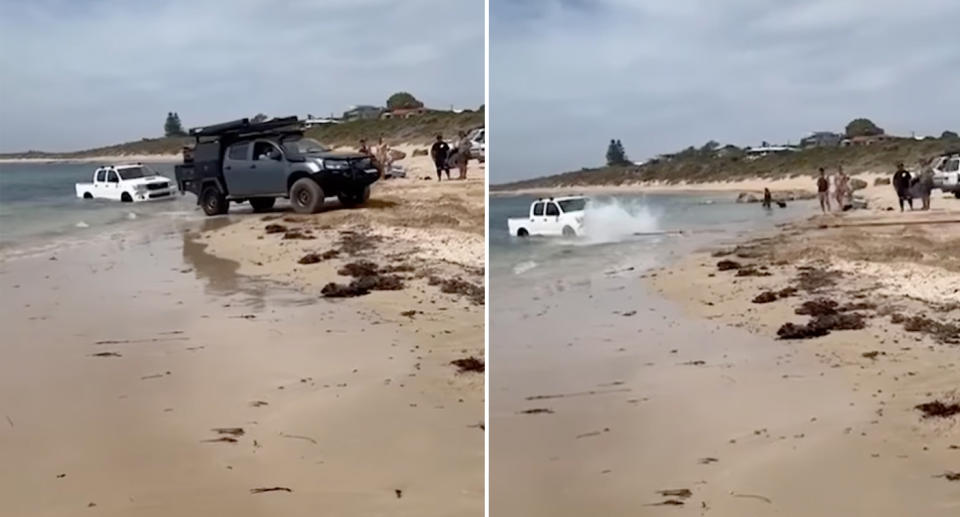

[0,154,182,164]
[490,193,960,515]
[490,173,891,196]
[0,151,486,516]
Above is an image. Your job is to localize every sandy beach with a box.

[0,148,485,516]
[490,183,959,515]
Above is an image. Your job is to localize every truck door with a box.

[530,202,545,234]
[545,202,561,235]
[249,141,287,195]
[223,142,252,196]
[93,168,107,196]
[105,169,120,199]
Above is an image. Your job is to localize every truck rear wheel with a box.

[955,191,960,199]
[200,186,228,216]
[337,186,370,208]
[290,178,324,214]
[82,192,93,199]
[121,192,133,203]
[562,226,576,237]
[517,228,529,237]
[249,197,276,212]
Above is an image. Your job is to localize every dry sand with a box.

[491,187,959,515]
[0,148,485,516]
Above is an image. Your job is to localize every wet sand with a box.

[491,193,960,515]
[0,152,485,516]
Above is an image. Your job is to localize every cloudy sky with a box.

[0,0,483,152]
[491,0,960,182]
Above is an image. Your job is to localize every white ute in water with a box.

[507,196,587,237]
[75,164,176,202]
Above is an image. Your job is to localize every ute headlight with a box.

[134,184,148,192]
[324,159,350,170]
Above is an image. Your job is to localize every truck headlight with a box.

[134,184,148,192]
[324,160,350,170]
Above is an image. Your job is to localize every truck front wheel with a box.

[200,186,228,216]
[338,186,370,208]
[249,197,276,212]
[290,178,324,214]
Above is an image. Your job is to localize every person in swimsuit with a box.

[817,168,831,213]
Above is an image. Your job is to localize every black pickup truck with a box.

[174,116,380,216]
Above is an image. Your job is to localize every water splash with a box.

[513,260,538,275]
[581,197,660,244]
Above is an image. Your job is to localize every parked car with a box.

[931,150,960,198]
[507,196,588,237]
[75,164,176,202]
[468,127,485,163]
[173,116,380,216]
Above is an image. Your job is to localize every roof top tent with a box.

[189,116,302,141]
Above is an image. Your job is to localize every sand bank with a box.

[491,192,959,516]
[0,150,485,516]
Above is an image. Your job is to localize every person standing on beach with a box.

[834,167,848,210]
[762,188,772,209]
[358,139,372,156]
[430,134,451,181]
[375,137,392,178]
[893,162,913,211]
[455,131,471,179]
[817,168,831,213]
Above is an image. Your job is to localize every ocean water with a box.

[489,193,812,291]
[0,162,200,255]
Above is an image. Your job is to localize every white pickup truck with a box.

[931,151,960,198]
[75,164,176,202]
[507,196,587,237]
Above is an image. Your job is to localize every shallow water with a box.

[0,162,199,252]
[488,192,811,289]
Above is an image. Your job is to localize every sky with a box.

[0,0,483,152]
[490,0,960,182]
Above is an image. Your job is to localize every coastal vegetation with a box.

[0,110,483,159]
[493,124,959,191]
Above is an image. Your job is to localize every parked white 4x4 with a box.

[931,151,960,198]
[75,164,176,202]
[507,196,587,237]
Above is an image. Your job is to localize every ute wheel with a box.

[249,197,276,212]
[82,192,93,199]
[338,186,371,208]
[290,178,324,214]
[517,228,529,237]
[120,192,133,203]
[955,191,960,199]
[562,226,577,237]
[200,186,228,216]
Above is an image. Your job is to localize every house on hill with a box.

[381,107,427,119]
[800,131,843,148]
[841,134,893,146]
[744,145,798,158]
[342,105,384,121]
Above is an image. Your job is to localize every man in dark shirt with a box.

[892,162,913,211]
[430,134,451,181]
[816,167,830,213]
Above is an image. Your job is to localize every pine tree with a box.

[164,112,185,137]
[606,139,629,166]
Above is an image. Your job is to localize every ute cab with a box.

[507,196,588,237]
[931,151,960,198]
[75,164,176,202]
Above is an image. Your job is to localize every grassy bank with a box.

[492,137,958,191]
[0,111,484,159]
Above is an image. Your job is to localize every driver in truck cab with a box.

[257,146,279,161]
